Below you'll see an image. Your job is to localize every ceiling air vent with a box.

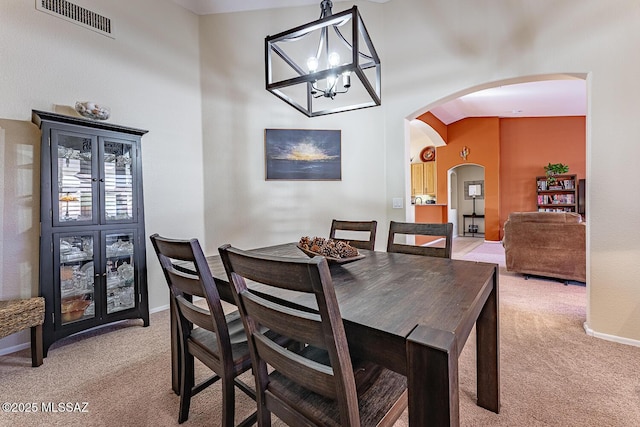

[36,0,114,38]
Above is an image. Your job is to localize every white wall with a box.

[380,0,640,343]
[0,0,205,351]
[2,0,640,352]
[197,0,640,343]
[198,5,389,253]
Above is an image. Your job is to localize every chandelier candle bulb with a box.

[328,52,340,66]
[307,57,319,72]
[343,72,351,88]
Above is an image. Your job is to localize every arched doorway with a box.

[448,164,485,238]
[405,73,587,243]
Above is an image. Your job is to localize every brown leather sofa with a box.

[503,212,586,282]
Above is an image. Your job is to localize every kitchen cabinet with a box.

[32,110,149,356]
[411,162,436,196]
[411,163,424,197]
[424,162,435,195]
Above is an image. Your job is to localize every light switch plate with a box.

[392,198,403,209]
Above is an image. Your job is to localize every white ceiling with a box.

[172,1,587,124]
[429,79,587,125]
[172,0,389,15]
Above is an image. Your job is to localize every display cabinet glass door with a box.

[52,130,98,226]
[104,231,137,314]
[101,139,137,224]
[57,233,96,326]
[52,132,138,227]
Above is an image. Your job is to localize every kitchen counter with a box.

[414,203,448,224]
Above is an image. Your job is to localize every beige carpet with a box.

[1,242,639,426]
[460,240,506,267]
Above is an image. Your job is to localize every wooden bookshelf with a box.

[536,174,578,213]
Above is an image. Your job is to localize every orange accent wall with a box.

[499,117,586,239]
[417,112,448,143]
[415,205,448,245]
[424,116,585,242]
[436,118,501,241]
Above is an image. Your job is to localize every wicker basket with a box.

[0,297,45,339]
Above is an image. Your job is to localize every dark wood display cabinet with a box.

[32,110,149,356]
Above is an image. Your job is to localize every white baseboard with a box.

[0,341,30,357]
[151,304,170,313]
[583,322,640,347]
[0,304,172,357]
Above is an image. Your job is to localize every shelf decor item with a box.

[460,146,469,161]
[544,162,569,185]
[75,101,110,120]
[420,146,436,162]
[297,236,364,264]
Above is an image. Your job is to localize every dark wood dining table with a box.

[170,242,500,426]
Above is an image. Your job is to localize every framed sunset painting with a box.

[264,129,341,180]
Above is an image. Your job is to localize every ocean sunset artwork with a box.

[265,129,341,180]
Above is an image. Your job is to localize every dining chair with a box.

[219,244,407,427]
[329,219,377,251]
[387,221,454,258]
[150,234,257,427]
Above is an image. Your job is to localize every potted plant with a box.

[544,162,569,185]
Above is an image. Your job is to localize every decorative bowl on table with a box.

[297,237,365,265]
[75,101,111,120]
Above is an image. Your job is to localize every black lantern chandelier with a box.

[265,0,381,117]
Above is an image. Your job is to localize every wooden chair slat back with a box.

[167,269,206,298]
[386,221,453,258]
[150,235,199,262]
[241,292,326,349]
[221,248,325,293]
[174,295,216,331]
[254,333,337,398]
[329,219,377,251]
